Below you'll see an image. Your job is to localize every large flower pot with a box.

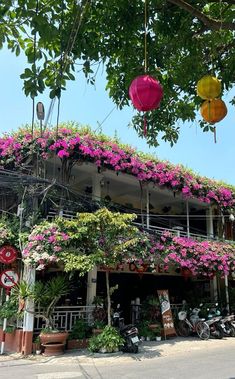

[67,338,89,350]
[39,331,68,345]
[42,342,65,356]
[40,331,68,356]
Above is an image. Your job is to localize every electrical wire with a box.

[31,0,39,137]
[44,0,90,129]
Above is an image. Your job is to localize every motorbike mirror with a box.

[215,303,218,306]
[207,308,209,311]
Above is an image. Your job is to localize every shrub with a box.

[88,326,124,353]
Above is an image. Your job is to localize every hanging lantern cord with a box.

[214,126,217,143]
[143,114,147,136]
[144,0,148,137]
[144,0,147,73]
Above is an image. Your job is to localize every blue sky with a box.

[1,48,235,185]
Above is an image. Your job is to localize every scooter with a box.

[206,305,224,339]
[112,304,139,353]
[220,314,235,337]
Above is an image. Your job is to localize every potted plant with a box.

[0,293,24,353]
[29,275,71,355]
[88,326,124,353]
[32,336,41,354]
[67,319,91,349]
[91,296,107,335]
[151,323,162,341]
[141,295,161,330]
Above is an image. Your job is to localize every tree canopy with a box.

[1,0,235,145]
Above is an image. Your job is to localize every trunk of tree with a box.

[105,270,111,327]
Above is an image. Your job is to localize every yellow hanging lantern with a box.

[200,99,227,124]
[197,75,221,100]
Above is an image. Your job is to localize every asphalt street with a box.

[1,343,235,379]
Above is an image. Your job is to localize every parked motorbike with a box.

[206,304,224,339]
[112,304,139,353]
[220,314,235,337]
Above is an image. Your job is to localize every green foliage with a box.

[0,297,20,320]
[141,295,161,323]
[92,320,106,330]
[1,2,235,145]
[59,208,139,273]
[69,319,91,340]
[32,275,72,330]
[88,326,124,353]
[5,325,16,334]
[0,218,19,248]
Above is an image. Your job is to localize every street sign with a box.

[0,270,19,289]
[0,245,18,264]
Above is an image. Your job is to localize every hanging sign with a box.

[157,289,176,337]
[0,245,18,264]
[0,270,19,289]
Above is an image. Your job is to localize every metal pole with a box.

[186,200,190,237]
[224,275,230,313]
[146,184,150,230]
[0,289,10,355]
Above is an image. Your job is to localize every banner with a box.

[157,289,176,337]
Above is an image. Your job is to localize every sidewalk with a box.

[1,336,235,366]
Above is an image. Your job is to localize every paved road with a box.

[1,343,235,379]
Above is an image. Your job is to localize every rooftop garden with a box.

[0,122,234,211]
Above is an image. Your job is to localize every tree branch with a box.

[167,0,235,30]
[207,0,235,4]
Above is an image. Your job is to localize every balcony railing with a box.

[46,207,234,244]
[34,306,95,331]
[133,222,209,241]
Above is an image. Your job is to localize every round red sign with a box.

[0,270,19,289]
[0,245,18,264]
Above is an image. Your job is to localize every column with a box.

[186,200,190,237]
[146,184,150,230]
[86,174,101,306]
[206,207,214,239]
[224,275,230,313]
[210,275,218,302]
[206,208,218,302]
[22,266,35,355]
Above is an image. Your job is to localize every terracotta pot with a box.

[67,338,89,350]
[42,342,65,356]
[32,342,41,354]
[39,331,68,345]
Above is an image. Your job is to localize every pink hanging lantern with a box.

[129,74,163,136]
[129,74,163,112]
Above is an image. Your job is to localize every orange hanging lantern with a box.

[197,75,221,100]
[200,99,227,124]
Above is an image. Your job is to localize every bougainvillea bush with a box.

[0,123,234,210]
[22,222,69,270]
[151,231,235,279]
[0,220,18,247]
[22,210,235,278]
